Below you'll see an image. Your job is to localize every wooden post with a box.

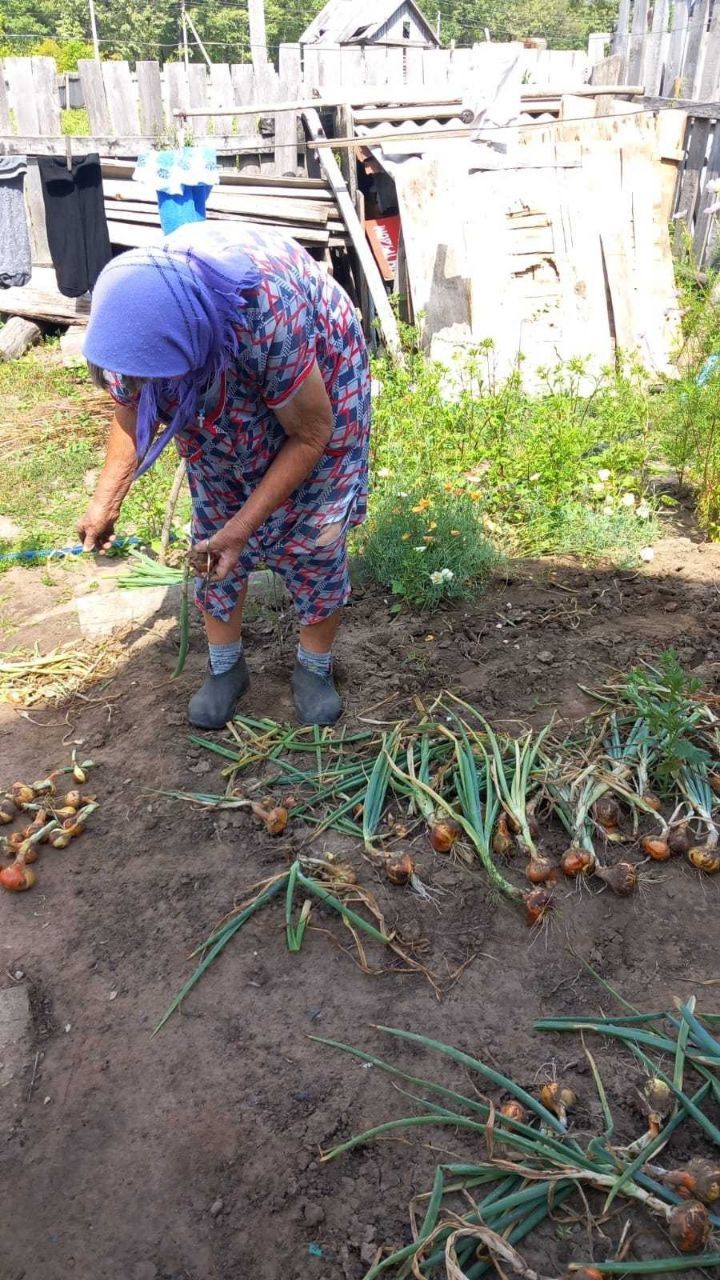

[248,0,268,72]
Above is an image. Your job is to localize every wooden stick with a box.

[160,460,187,566]
[302,107,402,362]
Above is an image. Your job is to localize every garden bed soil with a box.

[1,530,719,1280]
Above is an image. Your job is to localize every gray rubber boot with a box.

[188,654,250,729]
[291,659,342,726]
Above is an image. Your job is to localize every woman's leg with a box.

[203,585,247,645]
[298,606,343,655]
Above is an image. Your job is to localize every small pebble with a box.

[210,1198,224,1218]
[14,970,24,981]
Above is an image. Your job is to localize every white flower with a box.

[430,570,445,585]
[377,467,392,479]
[528,473,540,483]
[636,502,651,519]
[398,492,409,498]
[589,482,605,496]
[414,545,427,553]
[621,493,636,508]
[597,468,611,482]
[639,546,655,562]
[371,378,383,398]
[441,568,454,581]
[602,504,614,517]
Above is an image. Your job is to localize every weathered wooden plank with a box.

[230,63,256,106]
[0,316,41,361]
[338,46,364,89]
[186,62,208,136]
[698,3,720,101]
[25,160,51,266]
[0,268,92,323]
[78,59,111,134]
[363,46,390,87]
[303,107,401,356]
[627,0,650,85]
[693,121,720,263]
[590,53,624,85]
[166,62,189,119]
[644,0,669,97]
[276,44,301,176]
[0,61,11,133]
[655,108,688,221]
[101,61,140,136]
[663,0,689,95]
[136,61,164,136]
[4,57,40,134]
[683,0,710,99]
[404,44,425,86]
[31,57,61,134]
[613,0,632,58]
[208,63,233,115]
[676,115,711,239]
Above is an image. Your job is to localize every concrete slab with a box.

[0,985,31,1088]
[74,570,290,638]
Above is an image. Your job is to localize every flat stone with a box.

[0,985,31,1088]
[209,1197,224,1218]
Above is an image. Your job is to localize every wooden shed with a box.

[300,0,440,50]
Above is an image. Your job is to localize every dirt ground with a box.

[1,522,719,1280]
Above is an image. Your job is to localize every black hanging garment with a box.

[38,152,112,297]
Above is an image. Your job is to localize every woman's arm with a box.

[77,403,138,550]
[196,364,333,580]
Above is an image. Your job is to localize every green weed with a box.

[359,488,500,610]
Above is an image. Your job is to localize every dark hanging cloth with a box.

[37,152,112,298]
[0,155,32,288]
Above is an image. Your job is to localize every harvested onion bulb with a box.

[0,863,36,892]
[643,1076,673,1121]
[668,822,691,855]
[663,1158,720,1205]
[49,830,72,850]
[64,790,95,809]
[641,791,662,812]
[492,813,514,858]
[525,855,557,884]
[641,835,670,861]
[386,853,414,886]
[0,801,15,825]
[5,831,26,854]
[688,845,720,873]
[669,1200,711,1253]
[428,817,461,854]
[31,776,56,796]
[499,1099,527,1125]
[10,783,35,809]
[524,889,552,926]
[594,795,620,830]
[594,862,637,895]
[539,1081,576,1122]
[562,1270,603,1280]
[561,846,595,877]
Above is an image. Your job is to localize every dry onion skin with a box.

[428,817,461,854]
[0,863,36,892]
[594,862,637,895]
[640,790,662,812]
[9,783,35,809]
[524,855,557,885]
[499,1100,527,1124]
[561,846,595,877]
[594,795,621,830]
[641,835,670,861]
[539,1081,576,1120]
[687,845,720,873]
[524,889,553,926]
[492,813,514,858]
[668,1200,711,1253]
[386,853,414,886]
[663,1158,720,1205]
[5,831,26,854]
[49,830,72,849]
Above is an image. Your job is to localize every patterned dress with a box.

[109,223,370,624]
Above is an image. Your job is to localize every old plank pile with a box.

[384,97,684,388]
[100,163,350,253]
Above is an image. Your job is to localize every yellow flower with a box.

[442,481,455,492]
[423,535,435,543]
[401,532,411,541]
[427,521,438,531]
[411,498,431,513]
[450,529,461,536]
[469,492,482,503]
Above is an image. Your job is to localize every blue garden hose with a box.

[0,535,142,565]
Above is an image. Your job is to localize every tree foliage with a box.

[0,0,617,60]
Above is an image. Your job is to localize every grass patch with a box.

[61,108,90,136]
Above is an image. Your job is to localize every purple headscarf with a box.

[83,239,261,475]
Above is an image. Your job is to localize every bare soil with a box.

[1,525,719,1280]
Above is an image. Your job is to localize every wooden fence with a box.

[611,0,720,99]
[672,106,720,268]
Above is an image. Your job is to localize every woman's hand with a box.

[192,526,249,581]
[77,494,120,551]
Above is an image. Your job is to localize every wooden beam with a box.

[0,316,42,361]
[302,107,402,359]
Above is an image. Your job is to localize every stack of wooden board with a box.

[100,162,350,253]
[389,100,687,388]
